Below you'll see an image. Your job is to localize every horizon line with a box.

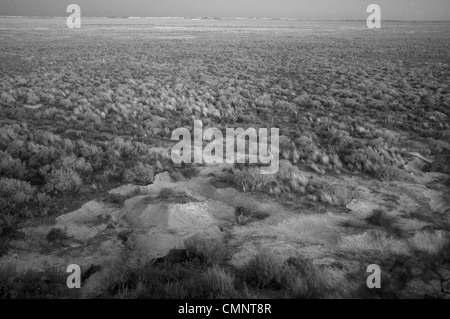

[1,15,450,22]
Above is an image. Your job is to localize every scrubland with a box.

[0,18,449,299]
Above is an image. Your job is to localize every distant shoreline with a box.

[0,16,449,22]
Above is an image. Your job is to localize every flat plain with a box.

[0,17,449,298]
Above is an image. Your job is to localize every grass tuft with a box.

[184,236,228,265]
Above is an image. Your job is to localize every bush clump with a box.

[122,162,154,184]
[181,166,200,179]
[0,151,27,180]
[0,178,48,218]
[242,252,285,289]
[46,228,69,243]
[0,264,74,299]
[184,236,228,265]
[374,165,412,182]
[423,154,450,174]
[233,160,308,193]
[44,168,82,194]
[316,184,355,206]
[203,266,236,298]
[93,255,238,299]
[242,252,331,298]
[341,146,410,182]
[60,155,93,176]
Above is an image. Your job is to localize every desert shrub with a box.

[0,264,74,299]
[233,166,275,192]
[242,252,330,297]
[46,228,69,243]
[181,166,200,179]
[366,209,394,227]
[315,184,355,206]
[0,92,16,105]
[330,184,355,206]
[4,139,25,159]
[326,129,354,154]
[278,136,298,162]
[295,135,321,161]
[32,130,62,146]
[184,236,228,265]
[242,252,285,289]
[169,170,184,181]
[44,168,82,194]
[274,100,297,114]
[233,160,307,193]
[373,129,399,145]
[342,146,408,181]
[234,206,251,225]
[122,162,154,184]
[276,160,309,192]
[76,140,103,170]
[203,266,236,298]
[293,93,313,107]
[60,155,93,176]
[283,257,329,298]
[329,153,343,169]
[0,151,27,180]
[110,138,159,166]
[0,124,21,150]
[95,168,121,184]
[354,235,450,299]
[61,138,76,153]
[255,93,272,108]
[234,206,249,225]
[95,257,236,299]
[112,137,137,157]
[234,206,269,225]
[26,143,62,170]
[423,154,450,174]
[374,165,411,182]
[0,178,37,217]
[427,138,450,155]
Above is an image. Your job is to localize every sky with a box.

[0,0,450,20]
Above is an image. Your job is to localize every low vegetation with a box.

[0,264,76,299]
[184,236,229,265]
[0,20,449,299]
[366,209,403,236]
[241,252,331,298]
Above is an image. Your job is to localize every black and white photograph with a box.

[0,0,449,303]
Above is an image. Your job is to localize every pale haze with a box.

[0,0,449,20]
